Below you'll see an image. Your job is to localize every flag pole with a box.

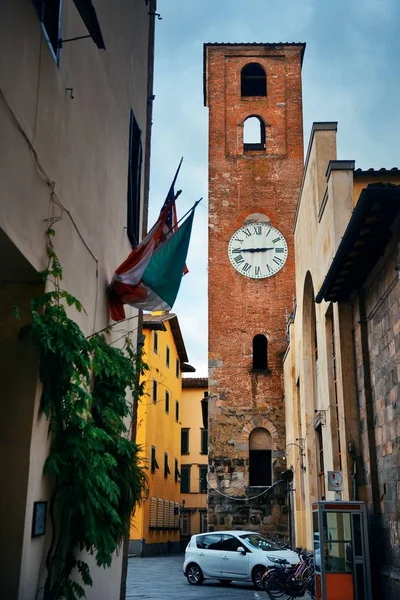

[165,198,202,235]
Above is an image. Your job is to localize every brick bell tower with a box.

[204,43,305,538]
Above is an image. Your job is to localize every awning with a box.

[316,183,400,304]
[73,0,106,49]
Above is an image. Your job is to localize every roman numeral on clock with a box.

[272,236,282,243]
[242,263,251,274]
[253,225,262,235]
[243,227,251,237]
[255,266,261,277]
[275,247,285,253]
[234,255,245,265]
[266,264,273,274]
[232,248,242,254]
[273,256,283,265]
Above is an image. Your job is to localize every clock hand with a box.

[239,247,275,253]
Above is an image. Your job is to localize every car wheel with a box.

[219,580,232,586]
[252,565,267,590]
[186,563,204,585]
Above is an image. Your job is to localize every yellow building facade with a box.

[180,378,209,549]
[130,312,194,556]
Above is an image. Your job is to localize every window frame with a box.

[252,334,268,371]
[180,465,191,493]
[164,452,170,478]
[166,346,170,368]
[175,400,179,423]
[127,109,143,247]
[249,449,272,487]
[174,458,181,483]
[153,331,158,354]
[32,0,63,64]
[241,62,267,97]
[176,357,180,379]
[152,379,157,404]
[199,466,208,494]
[151,446,159,474]
[200,428,208,455]
[243,115,266,152]
[181,428,190,455]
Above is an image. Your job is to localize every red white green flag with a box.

[109,200,196,321]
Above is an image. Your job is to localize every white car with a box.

[183,530,299,590]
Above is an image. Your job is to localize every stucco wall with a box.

[286,124,363,549]
[0,1,155,597]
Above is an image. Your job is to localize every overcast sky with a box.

[148,0,400,377]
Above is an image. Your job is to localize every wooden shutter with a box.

[156,498,163,527]
[149,497,157,528]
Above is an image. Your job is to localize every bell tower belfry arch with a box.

[204,42,305,537]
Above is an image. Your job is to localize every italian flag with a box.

[109,202,195,321]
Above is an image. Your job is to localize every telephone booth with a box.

[312,501,372,600]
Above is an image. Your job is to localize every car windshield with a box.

[239,533,281,552]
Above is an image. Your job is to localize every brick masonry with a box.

[353,241,400,598]
[205,43,305,535]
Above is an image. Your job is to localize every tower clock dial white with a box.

[228,222,288,279]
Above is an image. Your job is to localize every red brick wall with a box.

[206,44,305,533]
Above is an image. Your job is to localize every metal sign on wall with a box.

[327,471,344,491]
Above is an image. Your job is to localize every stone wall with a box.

[353,239,400,598]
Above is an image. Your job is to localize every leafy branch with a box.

[19,229,148,599]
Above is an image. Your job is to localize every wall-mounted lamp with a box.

[285,440,306,472]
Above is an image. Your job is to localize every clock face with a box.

[228,222,288,279]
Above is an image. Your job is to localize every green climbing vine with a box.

[19,228,148,599]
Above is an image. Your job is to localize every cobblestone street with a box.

[126,553,269,599]
[127,553,313,599]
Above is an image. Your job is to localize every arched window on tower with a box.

[252,334,268,370]
[249,428,272,486]
[241,63,267,97]
[243,116,265,152]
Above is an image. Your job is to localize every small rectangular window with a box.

[153,331,158,354]
[164,453,170,478]
[166,346,170,368]
[175,401,179,422]
[181,465,191,493]
[181,429,189,455]
[165,391,170,414]
[151,446,159,474]
[127,109,142,247]
[176,358,180,378]
[32,0,62,62]
[200,511,208,533]
[152,380,157,404]
[200,429,208,455]
[249,449,271,486]
[181,512,190,536]
[174,458,181,483]
[199,466,208,493]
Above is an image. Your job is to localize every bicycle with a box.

[262,550,316,600]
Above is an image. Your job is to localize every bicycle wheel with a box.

[264,572,289,599]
